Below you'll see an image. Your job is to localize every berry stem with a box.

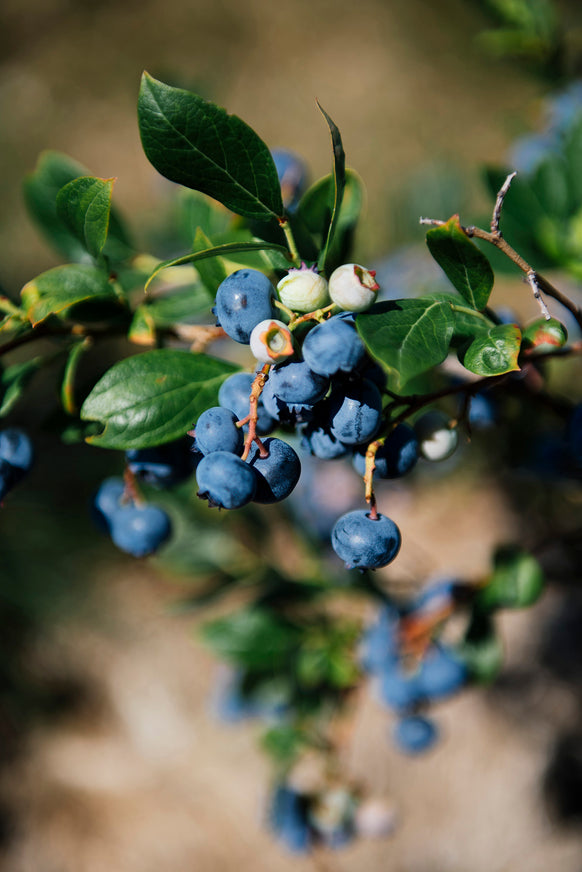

[241,364,271,461]
[288,303,338,330]
[123,464,144,508]
[363,436,386,520]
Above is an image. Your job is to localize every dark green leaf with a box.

[458,610,503,684]
[477,545,545,611]
[56,176,114,259]
[261,725,306,769]
[427,292,494,344]
[80,349,240,449]
[192,227,228,296]
[297,169,363,272]
[175,189,232,245]
[61,338,92,415]
[145,240,290,292]
[138,72,283,220]
[460,323,521,376]
[202,608,298,670]
[21,264,117,327]
[0,357,43,416]
[23,151,132,262]
[356,298,455,389]
[316,103,346,272]
[426,215,494,310]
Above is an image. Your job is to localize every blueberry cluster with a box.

[361,580,467,754]
[268,783,357,854]
[208,265,415,571]
[0,428,34,502]
[93,476,173,557]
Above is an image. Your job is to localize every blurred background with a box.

[2,0,582,869]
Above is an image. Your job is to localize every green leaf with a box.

[175,189,233,245]
[426,292,495,344]
[56,176,114,259]
[80,349,240,449]
[0,357,43,417]
[261,724,306,769]
[356,298,455,389]
[61,338,92,415]
[138,72,283,220]
[316,103,346,272]
[145,240,290,292]
[192,227,228,296]
[477,545,545,611]
[202,608,298,670]
[21,264,117,327]
[460,323,521,376]
[426,216,494,310]
[297,169,363,272]
[522,316,567,351]
[23,151,132,262]
[458,610,503,684]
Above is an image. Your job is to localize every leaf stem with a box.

[449,304,495,326]
[278,219,302,267]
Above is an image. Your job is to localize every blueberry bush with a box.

[2,70,582,853]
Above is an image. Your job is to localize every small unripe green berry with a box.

[277,265,330,312]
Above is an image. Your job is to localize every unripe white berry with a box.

[249,319,294,363]
[415,410,459,461]
[277,265,330,313]
[328,263,379,312]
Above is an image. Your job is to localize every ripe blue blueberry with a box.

[392,715,438,754]
[126,437,197,487]
[0,428,34,473]
[301,423,348,459]
[359,604,400,674]
[92,476,126,532]
[214,269,275,344]
[196,451,257,509]
[417,643,467,701]
[246,437,301,503]
[269,784,312,854]
[194,407,244,456]
[331,509,401,570]
[218,372,276,436]
[328,378,383,445]
[261,378,315,425]
[353,424,418,479]
[271,148,309,212]
[109,502,172,557]
[301,318,366,377]
[378,664,422,712]
[268,360,330,406]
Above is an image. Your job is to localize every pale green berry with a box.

[249,318,294,363]
[328,263,379,312]
[415,411,459,461]
[277,266,330,313]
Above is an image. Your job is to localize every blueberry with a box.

[214,269,275,344]
[92,476,126,532]
[331,509,401,570]
[126,437,197,487]
[417,643,467,701]
[109,503,172,557]
[359,604,400,674]
[194,407,244,456]
[271,148,309,212]
[378,664,422,712]
[353,424,418,479]
[218,372,276,436]
[261,379,315,424]
[392,715,438,754]
[0,428,34,481]
[247,437,301,503]
[467,393,497,430]
[269,784,312,854]
[301,424,348,459]
[268,360,330,405]
[302,318,366,377]
[328,378,383,445]
[196,451,257,509]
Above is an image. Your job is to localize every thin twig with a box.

[491,171,517,234]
